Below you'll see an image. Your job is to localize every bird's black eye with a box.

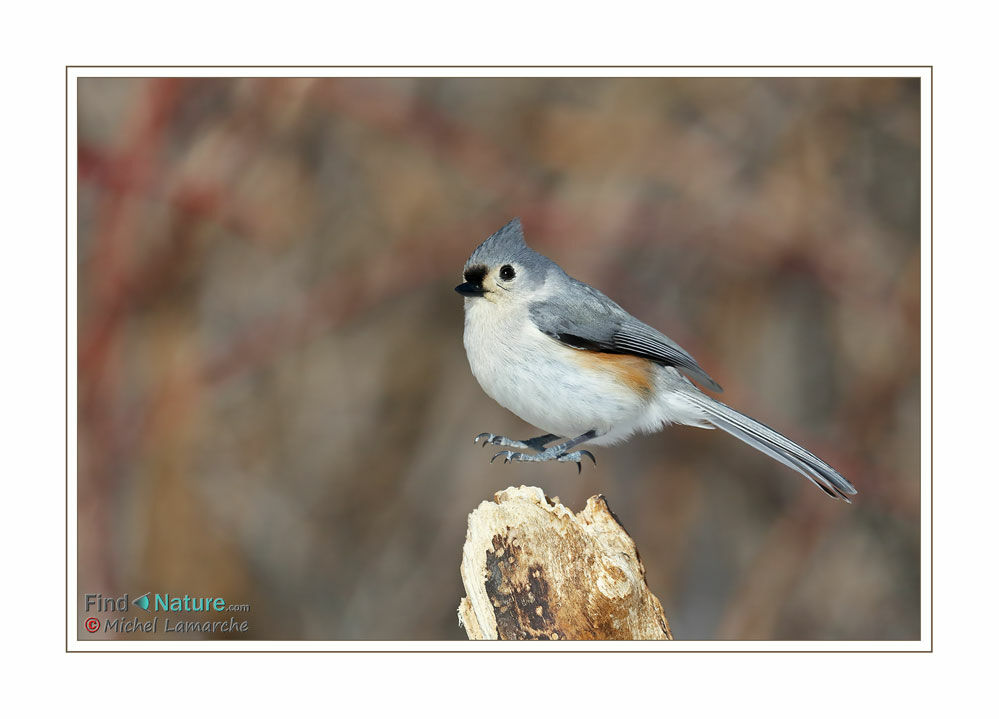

[499,265,516,281]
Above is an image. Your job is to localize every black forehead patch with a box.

[463,264,487,285]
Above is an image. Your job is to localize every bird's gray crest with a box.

[466,218,540,268]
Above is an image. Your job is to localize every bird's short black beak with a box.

[455,282,486,297]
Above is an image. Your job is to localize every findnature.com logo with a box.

[82,593,251,636]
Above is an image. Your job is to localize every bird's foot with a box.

[479,429,599,474]
[474,432,558,452]
[489,446,597,474]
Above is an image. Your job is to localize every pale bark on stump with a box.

[458,485,672,640]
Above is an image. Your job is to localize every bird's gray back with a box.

[530,273,723,393]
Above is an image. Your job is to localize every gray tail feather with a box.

[685,393,857,502]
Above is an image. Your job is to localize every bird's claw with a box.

[559,450,596,473]
[491,450,518,464]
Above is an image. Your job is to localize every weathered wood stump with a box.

[458,485,672,640]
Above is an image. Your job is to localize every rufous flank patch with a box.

[571,350,655,400]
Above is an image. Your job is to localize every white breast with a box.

[462,296,670,444]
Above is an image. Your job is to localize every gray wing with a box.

[529,279,723,393]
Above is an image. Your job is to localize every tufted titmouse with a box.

[456,218,856,502]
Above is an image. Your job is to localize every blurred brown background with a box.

[77,76,920,641]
